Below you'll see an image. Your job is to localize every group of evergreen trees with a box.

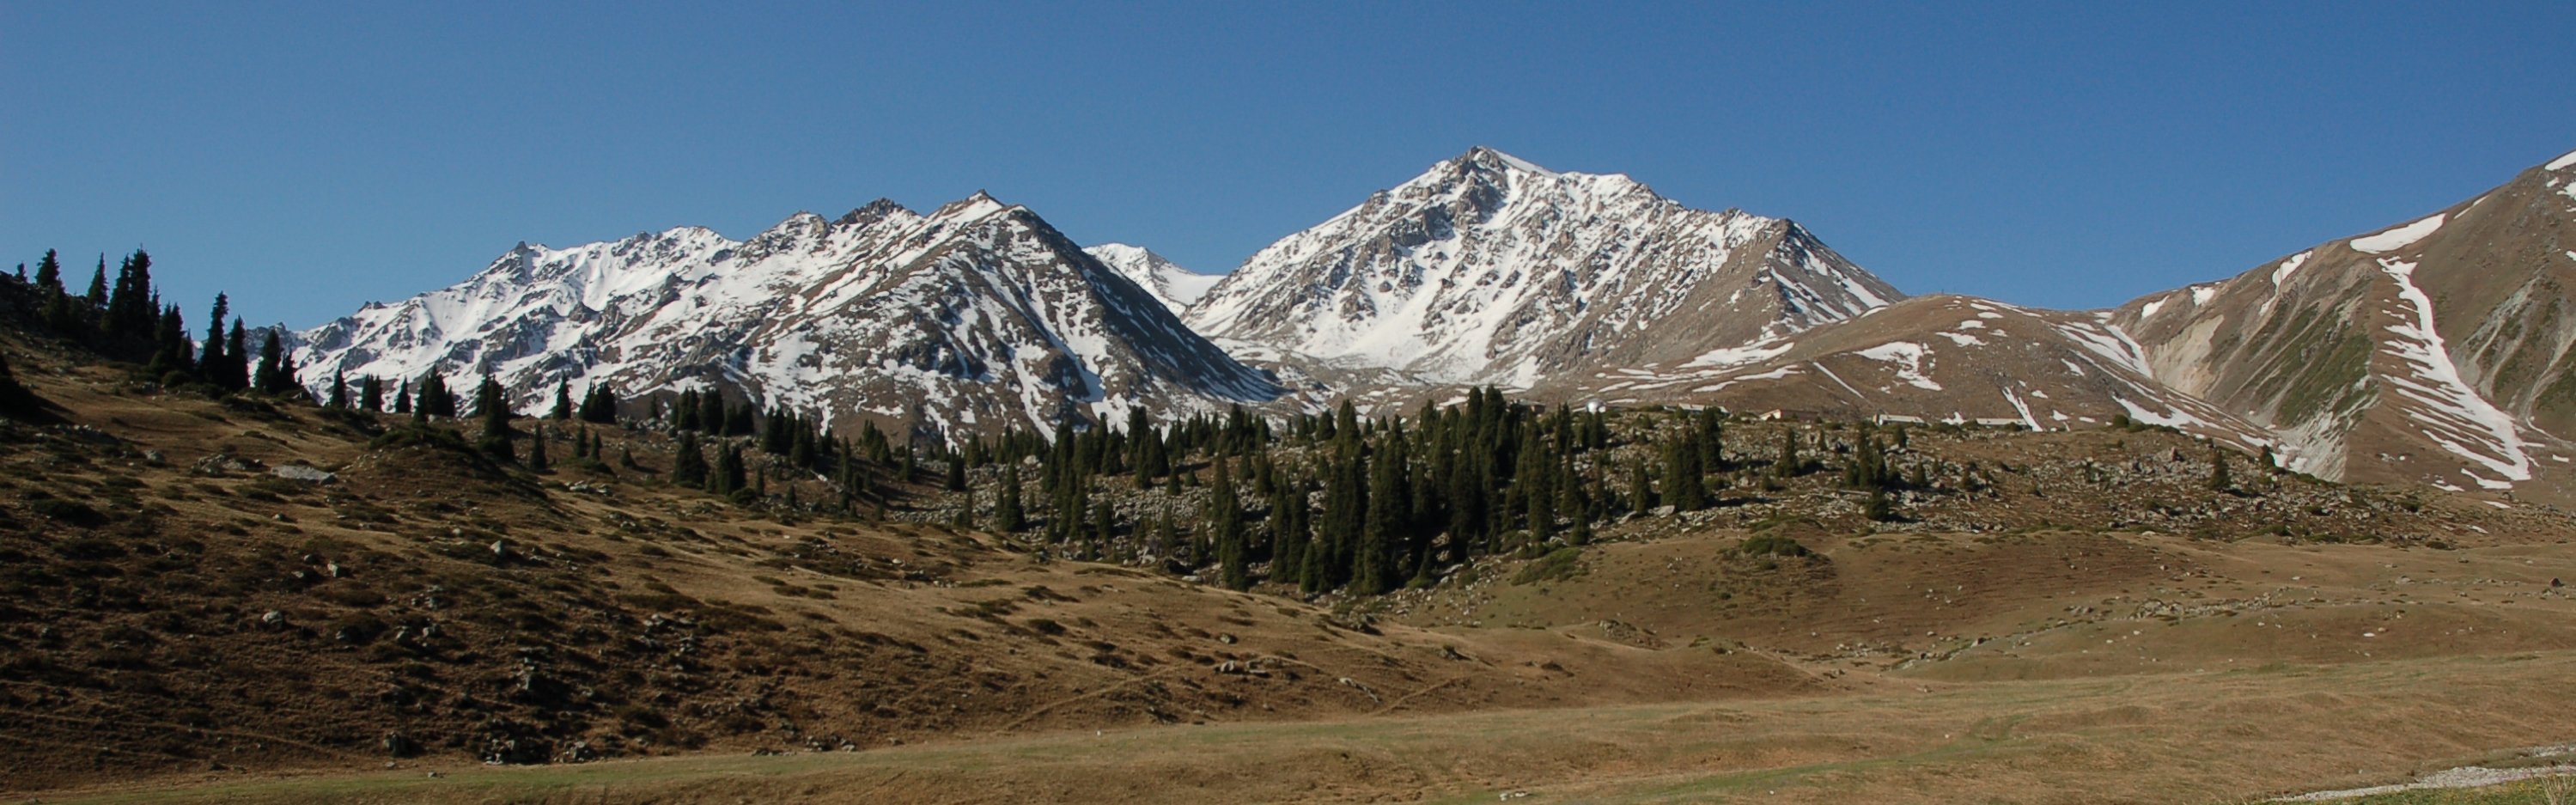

[10,248,296,396]
[987,390,1755,595]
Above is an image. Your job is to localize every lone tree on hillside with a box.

[475,374,515,462]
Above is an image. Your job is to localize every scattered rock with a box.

[259,610,285,627]
[191,452,264,476]
[270,464,336,484]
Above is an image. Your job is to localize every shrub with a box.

[1512,546,1584,585]
[31,498,108,527]
[1736,534,1812,558]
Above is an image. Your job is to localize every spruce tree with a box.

[2208,448,2232,492]
[994,464,1025,534]
[222,320,249,391]
[360,375,384,412]
[393,379,413,414]
[551,381,573,420]
[528,425,551,472]
[475,374,515,461]
[198,295,229,386]
[672,434,709,488]
[82,258,108,312]
[32,250,61,296]
[1663,434,1708,512]
[1211,454,1248,590]
[253,329,288,393]
[416,372,455,418]
[715,444,748,497]
[579,385,618,424]
[326,370,349,408]
[148,303,192,377]
[1090,499,1116,559]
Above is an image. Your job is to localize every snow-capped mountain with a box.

[294,193,1282,441]
[2109,149,2576,497]
[1187,147,1901,387]
[1084,243,1221,314]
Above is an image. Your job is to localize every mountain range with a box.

[291,146,2576,504]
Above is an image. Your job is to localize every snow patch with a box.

[2350,214,2445,254]
[1854,341,1941,391]
[1685,338,1794,369]
[2377,258,2533,485]
[2549,148,2576,171]
[2001,387,2042,431]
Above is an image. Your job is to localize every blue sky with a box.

[5,1,2572,329]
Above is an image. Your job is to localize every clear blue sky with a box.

[6,2,2572,329]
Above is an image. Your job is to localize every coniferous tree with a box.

[1663,433,1709,512]
[222,320,249,391]
[413,372,451,418]
[527,424,551,472]
[104,249,155,342]
[715,444,748,497]
[1089,499,1116,560]
[253,329,289,393]
[147,303,192,377]
[672,433,709,488]
[1269,478,1309,588]
[393,379,413,414]
[1359,431,1411,590]
[82,258,108,312]
[1211,454,1248,589]
[32,250,62,296]
[2208,448,2232,492]
[1774,427,1804,478]
[326,370,349,408]
[551,381,573,420]
[35,251,79,333]
[360,375,384,412]
[1696,407,1726,470]
[475,374,515,461]
[1864,485,1896,521]
[995,464,1027,533]
[198,295,230,386]
[579,385,619,424]
[945,454,967,491]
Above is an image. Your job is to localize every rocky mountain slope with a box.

[1185,147,1902,387]
[293,195,1282,441]
[1540,295,2278,451]
[1085,243,1221,315]
[2109,149,2576,497]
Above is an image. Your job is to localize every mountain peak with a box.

[837,198,914,227]
[1457,145,1557,176]
[932,191,1011,222]
[1085,243,1219,314]
[1191,151,1899,385]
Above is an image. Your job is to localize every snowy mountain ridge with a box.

[294,192,1281,441]
[1186,147,1901,387]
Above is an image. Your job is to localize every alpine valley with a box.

[13,145,2576,805]
[294,146,2576,504]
